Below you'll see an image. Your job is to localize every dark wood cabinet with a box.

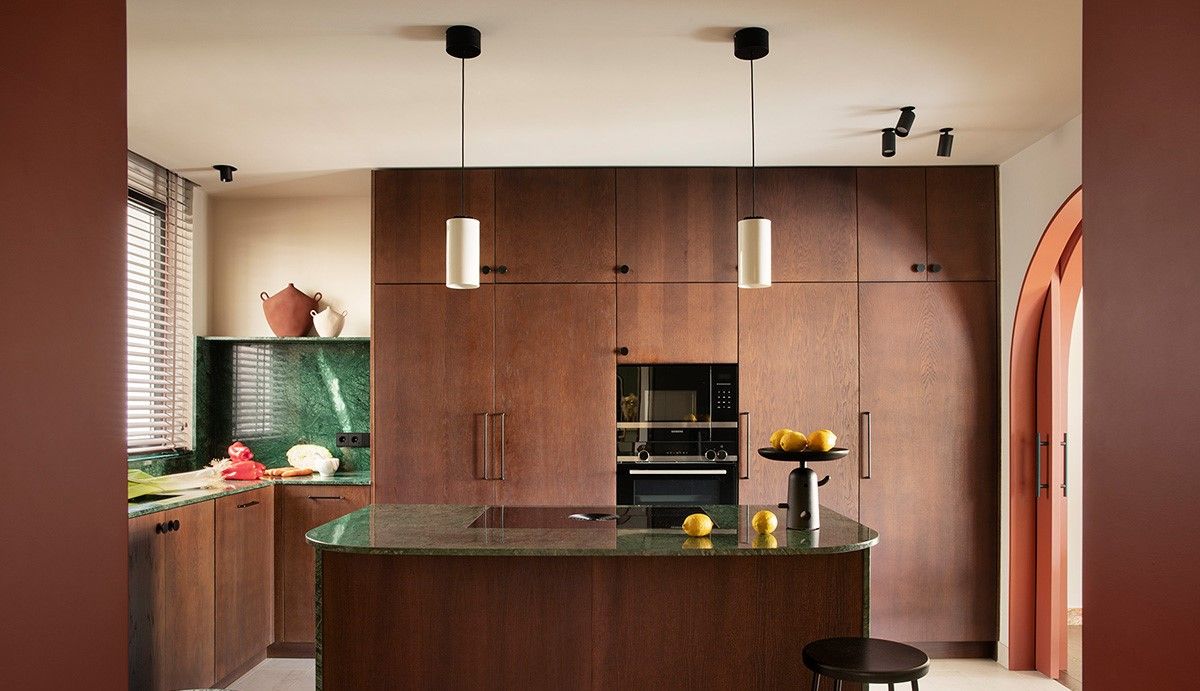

[495,168,616,282]
[129,501,215,691]
[857,167,927,282]
[859,282,998,644]
[737,167,858,282]
[373,284,496,504]
[615,167,736,282]
[616,283,737,363]
[214,486,273,683]
[494,284,616,504]
[926,167,997,281]
[373,168,495,284]
[737,283,860,517]
[277,486,371,643]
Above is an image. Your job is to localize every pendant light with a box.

[735,27,771,289]
[445,25,482,289]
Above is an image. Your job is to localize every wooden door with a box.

[495,284,616,504]
[495,168,616,282]
[278,486,371,643]
[128,501,215,691]
[737,167,858,281]
[373,284,495,504]
[616,283,737,363]
[737,283,860,517]
[859,282,999,643]
[214,486,273,682]
[926,166,997,281]
[615,167,736,282]
[858,167,927,281]
[373,168,495,284]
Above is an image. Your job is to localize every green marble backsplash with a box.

[194,338,370,472]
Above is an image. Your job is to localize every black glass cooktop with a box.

[468,506,717,530]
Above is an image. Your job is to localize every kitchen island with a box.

[307,504,878,690]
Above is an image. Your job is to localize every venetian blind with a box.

[127,152,194,456]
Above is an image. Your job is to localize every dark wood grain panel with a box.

[373,168,495,284]
[859,282,998,642]
[738,283,860,518]
[495,284,616,504]
[926,166,998,281]
[495,167,616,282]
[372,284,496,504]
[214,486,273,682]
[737,167,858,281]
[616,167,736,282]
[857,167,927,281]
[616,282,737,363]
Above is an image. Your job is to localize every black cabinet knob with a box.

[616,264,630,274]
[928,263,943,273]
[496,265,508,275]
[481,265,492,275]
[170,520,180,531]
[911,263,926,273]
[617,346,629,356]
[155,522,163,534]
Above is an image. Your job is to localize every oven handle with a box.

[627,469,728,475]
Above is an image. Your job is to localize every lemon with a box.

[751,510,778,535]
[769,428,793,450]
[751,533,778,549]
[807,429,837,452]
[682,513,714,537]
[683,536,714,550]
[779,430,809,452]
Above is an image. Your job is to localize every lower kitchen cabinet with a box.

[277,485,371,643]
[128,500,216,691]
[214,486,274,681]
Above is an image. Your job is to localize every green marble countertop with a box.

[127,470,371,519]
[306,504,878,556]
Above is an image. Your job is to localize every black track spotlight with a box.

[213,164,237,183]
[881,128,897,158]
[895,106,916,137]
[937,128,955,157]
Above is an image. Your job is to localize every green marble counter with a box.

[127,470,371,519]
[305,504,878,556]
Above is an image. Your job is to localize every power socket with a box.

[335,432,370,448]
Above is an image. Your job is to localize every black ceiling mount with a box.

[446,25,481,59]
[734,27,769,61]
[896,106,916,137]
[937,127,955,157]
[881,128,897,158]
[213,164,237,183]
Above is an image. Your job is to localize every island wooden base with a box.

[318,551,868,690]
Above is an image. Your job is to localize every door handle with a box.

[738,412,750,479]
[1035,434,1051,498]
[1060,433,1069,497]
[860,412,872,479]
[236,500,260,509]
[496,411,507,480]
[480,412,492,480]
[307,495,344,501]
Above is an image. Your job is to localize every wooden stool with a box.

[802,637,931,690]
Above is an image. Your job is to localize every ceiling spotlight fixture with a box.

[937,127,955,157]
[213,164,237,183]
[895,106,916,137]
[444,25,483,290]
[881,128,897,158]
[734,27,771,290]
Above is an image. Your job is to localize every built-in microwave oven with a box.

[616,364,739,463]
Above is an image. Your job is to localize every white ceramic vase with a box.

[311,306,348,337]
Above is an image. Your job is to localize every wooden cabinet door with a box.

[495,284,616,504]
[495,168,616,282]
[858,167,927,281]
[859,282,998,643]
[616,283,737,363]
[214,486,273,682]
[373,168,495,284]
[373,284,496,504]
[737,283,860,517]
[278,486,371,643]
[129,501,215,691]
[737,167,858,281]
[927,166,997,281]
[615,167,736,282]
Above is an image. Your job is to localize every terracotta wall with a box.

[1083,2,1200,688]
[0,1,127,688]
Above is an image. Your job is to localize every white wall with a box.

[208,196,371,337]
[996,114,1081,663]
[1067,300,1083,609]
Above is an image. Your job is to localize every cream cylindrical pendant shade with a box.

[737,217,772,289]
[446,216,481,289]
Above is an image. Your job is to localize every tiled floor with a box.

[230,657,1068,690]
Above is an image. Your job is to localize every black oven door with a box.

[616,462,739,505]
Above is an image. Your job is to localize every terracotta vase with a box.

[260,284,321,337]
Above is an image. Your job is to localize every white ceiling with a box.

[127,0,1081,196]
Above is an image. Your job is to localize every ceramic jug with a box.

[311,306,348,337]
[260,284,321,336]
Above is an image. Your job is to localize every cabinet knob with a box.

[616,346,629,356]
[155,522,163,534]
[481,265,492,275]
[496,265,508,275]
[911,263,926,273]
[170,520,180,531]
[616,264,630,274]
[928,263,943,273]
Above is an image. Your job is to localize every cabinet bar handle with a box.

[480,412,492,480]
[860,411,873,479]
[1035,434,1050,498]
[738,412,750,479]
[1060,433,1069,497]
[497,411,507,480]
[236,500,260,509]
[308,496,344,501]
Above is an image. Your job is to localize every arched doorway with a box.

[1008,188,1083,679]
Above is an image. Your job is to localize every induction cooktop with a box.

[468,506,717,530]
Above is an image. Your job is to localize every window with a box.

[127,152,194,457]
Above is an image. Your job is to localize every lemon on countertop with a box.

[769,428,794,450]
[751,533,778,549]
[682,513,714,537]
[779,430,809,452]
[751,510,778,535]
[807,429,837,452]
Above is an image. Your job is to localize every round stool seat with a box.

[802,637,930,684]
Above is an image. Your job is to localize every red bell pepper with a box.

[221,459,266,481]
[228,441,255,463]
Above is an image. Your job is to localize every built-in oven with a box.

[617,461,739,505]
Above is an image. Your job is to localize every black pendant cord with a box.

[749,58,756,218]
[459,57,466,217]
